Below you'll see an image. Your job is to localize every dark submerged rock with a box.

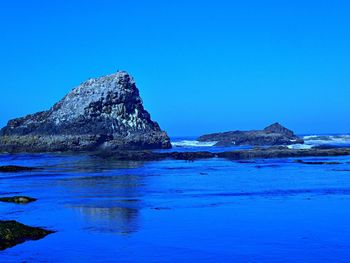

[255,164,281,169]
[0,196,37,204]
[0,220,54,250]
[312,145,347,149]
[170,151,215,161]
[198,122,304,147]
[294,159,341,165]
[216,147,350,160]
[0,71,171,153]
[0,165,36,172]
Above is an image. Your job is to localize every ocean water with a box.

[1,135,350,262]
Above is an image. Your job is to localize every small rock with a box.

[0,165,36,172]
[152,207,171,210]
[0,196,37,204]
[294,160,341,165]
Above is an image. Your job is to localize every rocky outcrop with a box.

[95,147,350,161]
[197,123,304,146]
[0,220,53,250]
[0,71,171,152]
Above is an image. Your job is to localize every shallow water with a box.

[1,152,350,262]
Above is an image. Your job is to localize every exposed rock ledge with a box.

[197,123,304,146]
[0,220,53,250]
[0,71,171,152]
[95,147,350,161]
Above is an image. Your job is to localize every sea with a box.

[1,134,350,262]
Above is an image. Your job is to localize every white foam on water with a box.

[287,144,313,150]
[288,135,350,149]
[172,135,350,149]
[171,140,217,147]
[303,135,320,140]
[302,135,350,146]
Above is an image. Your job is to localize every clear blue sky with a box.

[1,0,349,136]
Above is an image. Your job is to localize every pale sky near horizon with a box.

[1,0,349,136]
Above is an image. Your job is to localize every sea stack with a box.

[0,71,171,152]
[198,122,304,146]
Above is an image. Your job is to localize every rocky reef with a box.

[0,220,53,250]
[95,147,350,161]
[197,122,304,146]
[0,71,171,152]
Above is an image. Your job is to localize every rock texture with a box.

[0,71,171,152]
[0,220,53,250]
[197,123,304,146]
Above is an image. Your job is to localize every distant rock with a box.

[263,122,294,137]
[197,123,304,146]
[0,71,171,152]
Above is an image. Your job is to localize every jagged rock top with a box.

[263,122,294,137]
[0,70,171,152]
[51,71,140,124]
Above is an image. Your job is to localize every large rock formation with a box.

[0,71,171,152]
[197,123,304,146]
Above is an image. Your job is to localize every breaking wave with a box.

[171,135,350,149]
[287,144,313,150]
[303,135,350,145]
[289,135,350,149]
[171,140,217,147]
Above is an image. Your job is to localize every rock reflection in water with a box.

[59,167,146,234]
[53,158,145,174]
[73,205,139,234]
